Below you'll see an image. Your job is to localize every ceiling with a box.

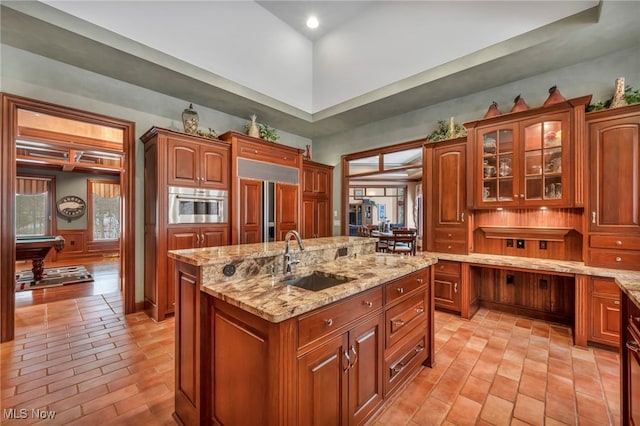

[1,1,639,139]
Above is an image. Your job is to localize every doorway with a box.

[1,93,136,342]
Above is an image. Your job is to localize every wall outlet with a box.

[506,239,514,248]
[539,240,547,250]
[516,239,525,249]
[337,247,348,257]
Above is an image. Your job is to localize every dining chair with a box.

[389,229,416,255]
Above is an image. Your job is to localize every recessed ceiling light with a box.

[306,16,319,29]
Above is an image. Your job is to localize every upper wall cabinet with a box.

[465,95,591,209]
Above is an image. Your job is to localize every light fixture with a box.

[306,15,319,29]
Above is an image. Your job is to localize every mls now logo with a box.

[3,408,56,419]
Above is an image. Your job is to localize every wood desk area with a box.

[15,236,65,281]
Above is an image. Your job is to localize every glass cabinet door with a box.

[481,127,516,205]
[523,116,566,204]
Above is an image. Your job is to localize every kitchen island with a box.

[168,236,438,425]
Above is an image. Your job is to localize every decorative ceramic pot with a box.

[248,114,260,138]
[484,101,502,118]
[510,95,530,113]
[182,103,199,134]
[543,86,567,106]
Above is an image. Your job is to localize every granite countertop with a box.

[168,236,373,267]
[428,251,640,310]
[199,252,437,323]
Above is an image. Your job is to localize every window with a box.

[89,180,121,241]
[15,176,53,237]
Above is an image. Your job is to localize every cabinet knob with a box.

[415,306,425,314]
[514,194,519,198]
[614,300,620,305]
[615,256,622,262]
[396,287,404,294]
[448,245,452,250]
[325,319,333,326]
[616,240,622,246]
[393,320,405,327]
[454,282,458,293]
[448,233,452,238]
[416,278,424,284]
[520,194,524,198]
[363,301,373,308]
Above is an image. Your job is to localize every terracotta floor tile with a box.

[3,285,622,425]
[513,392,545,425]
[480,394,514,426]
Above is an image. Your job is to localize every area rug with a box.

[15,265,94,292]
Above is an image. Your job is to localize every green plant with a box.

[259,123,279,142]
[427,118,467,142]
[588,85,640,112]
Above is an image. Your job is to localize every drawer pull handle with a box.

[627,341,640,353]
[592,212,596,224]
[391,362,405,375]
[364,301,373,308]
[325,319,333,327]
[350,345,358,368]
[454,282,458,293]
[415,307,425,314]
[439,265,445,270]
[616,240,622,246]
[614,300,620,305]
[415,344,425,353]
[616,257,622,262]
[397,287,404,294]
[393,320,405,327]
[416,278,424,284]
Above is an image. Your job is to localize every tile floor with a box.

[1,293,621,425]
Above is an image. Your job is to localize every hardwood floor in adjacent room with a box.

[1,265,621,425]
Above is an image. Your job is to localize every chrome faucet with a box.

[283,230,305,274]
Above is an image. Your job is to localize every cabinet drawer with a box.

[385,292,427,349]
[237,140,300,168]
[434,229,465,241]
[384,328,427,397]
[298,288,383,348]
[385,269,428,305]
[434,260,461,276]
[588,249,640,270]
[434,240,467,253]
[590,235,640,250]
[592,278,619,296]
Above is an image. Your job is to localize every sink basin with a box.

[281,271,354,292]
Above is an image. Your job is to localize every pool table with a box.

[15,236,65,282]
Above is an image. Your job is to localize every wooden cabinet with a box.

[425,138,468,254]
[167,137,229,189]
[302,160,333,238]
[141,127,231,321]
[221,131,302,244]
[298,313,384,425]
[433,260,462,314]
[589,277,620,348]
[586,103,640,270]
[173,262,433,425]
[622,292,640,426]
[382,268,431,397]
[465,96,590,208]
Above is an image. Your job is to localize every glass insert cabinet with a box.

[470,110,573,208]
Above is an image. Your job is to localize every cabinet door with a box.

[629,329,640,426]
[477,124,518,207]
[349,314,384,425]
[434,274,461,313]
[302,168,316,195]
[200,145,229,189]
[298,333,349,426]
[239,179,263,244]
[301,199,316,239]
[167,227,200,314]
[315,168,330,196]
[168,138,199,187]
[316,199,331,238]
[520,113,570,206]
[435,143,466,227]
[201,225,230,248]
[591,295,621,345]
[589,114,640,234]
[275,183,299,241]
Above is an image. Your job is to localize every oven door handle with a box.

[175,195,222,202]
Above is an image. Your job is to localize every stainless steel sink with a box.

[281,271,354,292]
